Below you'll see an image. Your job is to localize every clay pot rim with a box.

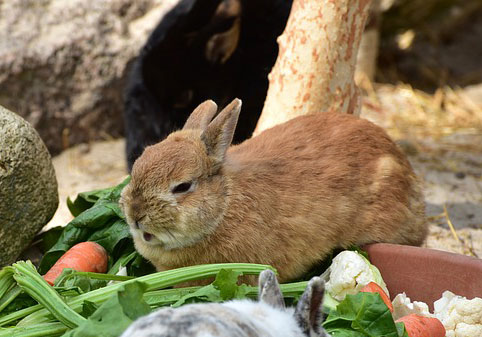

[363,243,482,311]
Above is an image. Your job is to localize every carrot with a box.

[360,282,393,312]
[396,314,446,337]
[43,242,108,286]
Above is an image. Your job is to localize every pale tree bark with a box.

[253,0,372,136]
[355,0,381,87]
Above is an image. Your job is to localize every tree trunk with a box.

[253,0,372,136]
[355,0,382,87]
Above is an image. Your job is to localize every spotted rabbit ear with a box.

[294,277,330,337]
[258,270,285,309]
[183,100,218,131]
[201,98,241,165]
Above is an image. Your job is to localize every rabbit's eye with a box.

[172,181,192,194]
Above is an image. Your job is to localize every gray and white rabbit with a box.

[120,270,331,337]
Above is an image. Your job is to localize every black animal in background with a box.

[123,0,292,171]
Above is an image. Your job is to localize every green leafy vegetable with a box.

[214,269,251,300]
[323,292,403,337]
[67,178,130,217]
[62,282,151,337]
[172,269,254,307]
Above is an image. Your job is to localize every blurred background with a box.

[0,0,481,256]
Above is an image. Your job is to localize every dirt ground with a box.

[44,84,482,259]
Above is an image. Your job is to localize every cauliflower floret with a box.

[325,250,389,301]
[434,290,482,337]
[107,266,128,286]
[391,292,432,320]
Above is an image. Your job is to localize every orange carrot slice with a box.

[360,281,394,312]
[43,242,108,286]
[396,314,446,337]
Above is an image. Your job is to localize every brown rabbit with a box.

[120,99,426,282]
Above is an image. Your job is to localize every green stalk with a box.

[142,281,309,308]
[0,268,15,301]
[279,281,309,298]
[0,304,42,327]
[54,271,134,286]
[143,286,201,307]
[106,250,137,275]
[0,322,67,337]
[12,261,86,328]
[19,263,274,326]
[0,285,22,312]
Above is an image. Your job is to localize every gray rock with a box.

[0,106,59,267]
[0,0,178,156]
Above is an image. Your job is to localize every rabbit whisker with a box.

[166,228,183,246]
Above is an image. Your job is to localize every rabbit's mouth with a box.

[136,228,187,249]
[133,224,207,250]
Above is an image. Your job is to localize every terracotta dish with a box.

[364,243,482,311]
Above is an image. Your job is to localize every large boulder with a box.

[0,106,59,267]
[0,0,178,156]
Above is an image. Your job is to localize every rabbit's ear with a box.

[258,270,285,309]
[183,100,218,131]
[294,277,329,337]
[201,98,241,163]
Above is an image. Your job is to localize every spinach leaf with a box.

[68,178,128,229]
[323,292,400,337]
[87,220,132,258]
[67,177,130,217]
[68,203,119,229]
[62,281,151,337]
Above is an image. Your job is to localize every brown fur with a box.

[120,99,427,283]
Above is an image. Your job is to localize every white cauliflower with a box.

[325,250,389,301]
[391,292,432,320]
[433,290,482,337]
[107,266,128,285]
